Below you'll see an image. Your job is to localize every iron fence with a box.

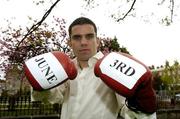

[0,96,61,118]
[0,95,180,119]
[156,95,180,119]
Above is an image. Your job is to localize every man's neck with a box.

[78,60,89,69]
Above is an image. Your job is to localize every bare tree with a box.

[158,0,175,25]
[17,0,61,48]
[83,0,137,22]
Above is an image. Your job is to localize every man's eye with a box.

[85,34,95,40]
[72,35,81,40]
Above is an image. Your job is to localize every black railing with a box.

[0,96,61,118]
[0,95,180,119]
[156,95,180,119]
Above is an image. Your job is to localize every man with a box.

[32,17,156,119]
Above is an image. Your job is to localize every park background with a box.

[0,0,180,119]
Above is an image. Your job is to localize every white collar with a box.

[73,52,104,69]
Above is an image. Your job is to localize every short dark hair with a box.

[68,17,97,37]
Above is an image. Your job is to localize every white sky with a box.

[0,0,180,68]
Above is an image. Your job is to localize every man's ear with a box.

[96,37,102,52]
[96,37,101,47]
[67,39,72,47]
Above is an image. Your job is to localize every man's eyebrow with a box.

[71,34,81,38]
[71,34,81,40]
[86,33,95,35]
[72,33,92,37]
[72,34,81,37]
[72,33,95,36]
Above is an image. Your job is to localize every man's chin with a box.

[78,55,91,61]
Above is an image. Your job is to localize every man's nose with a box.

[80,37,88,45]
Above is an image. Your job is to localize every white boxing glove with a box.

[94,52,156,113]
[24,51,77,91]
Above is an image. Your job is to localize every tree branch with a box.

[170,0,174,23]
[116,0,136,22]
[16,0,61,49]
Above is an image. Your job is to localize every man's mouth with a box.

[79,49,90,52]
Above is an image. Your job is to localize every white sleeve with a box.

[31,81,69,104]
[115,93,126,108]
[120,103,157,119]
[116,93,157,119]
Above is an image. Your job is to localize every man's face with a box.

[69,24,100,61]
